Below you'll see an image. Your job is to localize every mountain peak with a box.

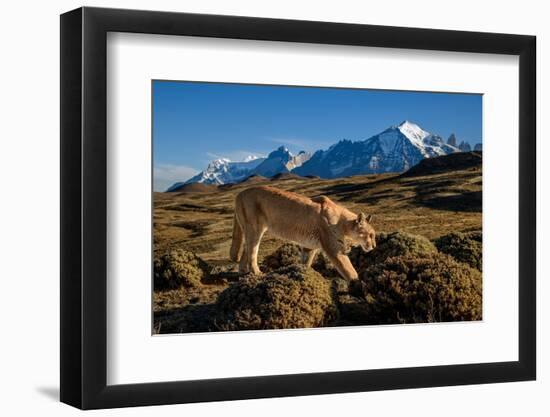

[256,146,310,177]
[183,155,265,186]
[398,119,414,127]
[209,158,231,167]
[397,120,423,130]
[268,146,292,157]
[447,133,457,147]
[395,120,430,144]
[295,120,460,178]
[458,141,472,152]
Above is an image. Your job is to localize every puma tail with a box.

[229,213,244,262]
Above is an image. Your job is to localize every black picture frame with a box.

[60,6,536,410]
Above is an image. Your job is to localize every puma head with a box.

[351,212,376,252]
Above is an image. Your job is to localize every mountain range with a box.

[167,148,312,190]
[166,121,481,191]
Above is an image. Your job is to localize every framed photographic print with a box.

[60,6,536,409]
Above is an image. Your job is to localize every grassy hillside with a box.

[153,155,482,334]
[154,162,481,266]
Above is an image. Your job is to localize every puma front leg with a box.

[323,250,358,280]
[332,253,359,280]
[320,231,359,280]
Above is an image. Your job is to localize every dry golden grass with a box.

[154,166,481,263]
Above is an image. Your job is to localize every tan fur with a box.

[229,186,376,280]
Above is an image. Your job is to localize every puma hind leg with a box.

[244,226,266,275]
[238,242,250,274]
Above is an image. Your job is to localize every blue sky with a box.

[153,80,482,191]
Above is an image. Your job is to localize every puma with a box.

[229,186,376,280]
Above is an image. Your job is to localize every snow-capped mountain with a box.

[180,156,265,186]
[253,146,311,177]
[176,147,311,187]
[165,121,480,190]
[294,121,460,178]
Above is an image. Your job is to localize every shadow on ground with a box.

[154,303,217,334]
[414,190,482,212]
[35,386,59,401]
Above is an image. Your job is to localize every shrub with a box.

[261,243,303,271]
[464,230,482,243]
[345,231,437,274]
[337,294,375,324]
[154,249,209,290]
[311,252,340,278]
[434,231,482,271]
[214,266,338,330]
[370,231,437,264]
[351,253,482,324]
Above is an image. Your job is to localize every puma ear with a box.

[356,213,373,224]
